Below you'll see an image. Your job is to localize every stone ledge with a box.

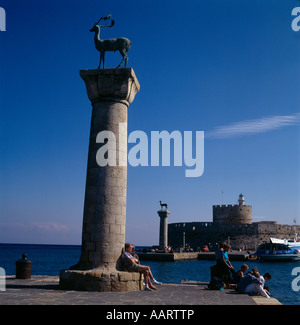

[59,269,142,292]
[250,296,282,305]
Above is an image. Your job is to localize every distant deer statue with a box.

[159,201,168,210]
[90,14,131,69]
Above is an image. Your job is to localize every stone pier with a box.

[157,210,171,250]
[60,68,141,292]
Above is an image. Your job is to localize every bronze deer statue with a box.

[90,15,131,69]
[159,201,168,210]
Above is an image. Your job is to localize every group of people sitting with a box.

[121,243,162,291]
[209,242,271,298]
[121,241,272,297]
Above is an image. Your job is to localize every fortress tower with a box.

[213,193,252,225]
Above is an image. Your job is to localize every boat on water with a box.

[255,238,300,261]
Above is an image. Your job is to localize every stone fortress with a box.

[168,194,300,251]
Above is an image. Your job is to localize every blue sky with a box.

[0,0,299,245]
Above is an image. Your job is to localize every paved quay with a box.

[138,251,256,262]
[1,276,281,305]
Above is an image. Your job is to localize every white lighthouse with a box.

[238,193,245,206]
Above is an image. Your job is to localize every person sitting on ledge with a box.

[122,243,162,291]
[130,245,140,264]
[237,267,271,298]
[244,272,271,298]
[231,264,249,285]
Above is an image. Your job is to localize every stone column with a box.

[78,68,139,270]
[157,210,170,250]
[60,68,141,292]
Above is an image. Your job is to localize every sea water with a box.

[0,243,299,305]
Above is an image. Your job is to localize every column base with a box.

[59,268,143,292]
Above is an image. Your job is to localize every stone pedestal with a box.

[60,269,142,292]
[157,210,171,250]
[60,68,141,292]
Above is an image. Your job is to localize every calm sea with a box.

[0,243,299,305]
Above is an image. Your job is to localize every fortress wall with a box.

[168,222,215,249]
[168,222,259,250]
[168,221,299,251]
[255,222,300,240]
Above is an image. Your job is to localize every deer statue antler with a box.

[95,14,115,28]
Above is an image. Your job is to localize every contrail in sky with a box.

[206,113,300,139]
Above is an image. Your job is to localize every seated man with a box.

[237,268,270,298]
[231,264,249,285]
[122,243,162,291]
[244,272,271,298]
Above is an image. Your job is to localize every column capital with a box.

[157,210,171,218]
[80,68,140,107]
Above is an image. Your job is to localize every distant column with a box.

[157,210,171,250]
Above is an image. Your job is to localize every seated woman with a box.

[122,243,162,291]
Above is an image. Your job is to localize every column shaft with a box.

[157,210,171,250]
[78,68,140,270]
